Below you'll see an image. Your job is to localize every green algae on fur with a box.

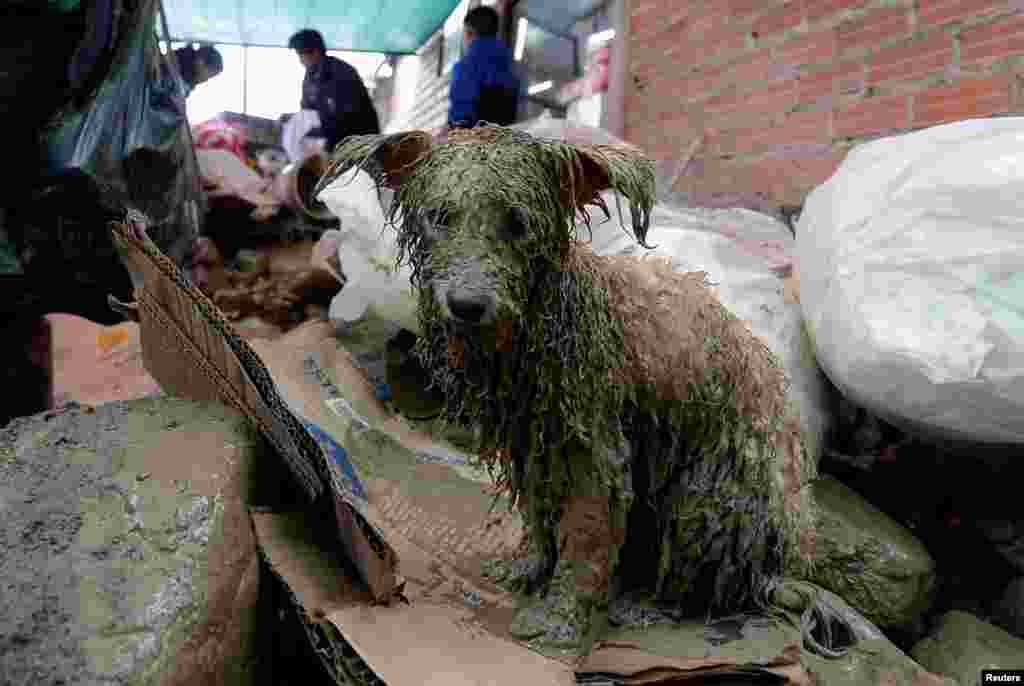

[319,125,814,616]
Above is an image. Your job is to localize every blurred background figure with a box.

[287,28,380,153]
[446,5,520,133]
[173,43,223,96]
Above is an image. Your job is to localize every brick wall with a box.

[626,0,1024,208]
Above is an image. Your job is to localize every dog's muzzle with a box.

[445,290,494,325]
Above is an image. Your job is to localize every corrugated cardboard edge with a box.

[252,509,576,686]
[109,216,400,603]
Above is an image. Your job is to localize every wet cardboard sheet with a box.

[253,509,575,686]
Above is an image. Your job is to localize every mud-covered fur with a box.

[318,126,815,637]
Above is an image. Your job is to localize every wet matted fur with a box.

[318,126,816,630]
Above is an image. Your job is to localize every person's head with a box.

[173,44,223,88]
[193,45,223,85]
[288,29,327,69]
[463,5,500,46]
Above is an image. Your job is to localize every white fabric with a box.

[282,109,323,163]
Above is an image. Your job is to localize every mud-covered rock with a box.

[0,397,263,686]
[911,611,1024,685]
[808,476,936,629]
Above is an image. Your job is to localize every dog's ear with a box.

[562,143,656,247]
[316,131,434,196]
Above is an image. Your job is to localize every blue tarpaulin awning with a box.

[162,0,463,54]
[162,0,608,55]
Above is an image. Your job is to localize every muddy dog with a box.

[318,126,816,644]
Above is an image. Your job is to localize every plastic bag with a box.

[282,109,323,163]
[316,169,416,329]
[797,117,1024,447]
[42,0,201,268]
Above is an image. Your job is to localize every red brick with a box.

[789,151,848,186]
[684,61,733,100]
[775,31,838,68]
[645,73,699,102]
[687,8,726,37]
[796,59,865,104]
[753,0,807,38]
[833,93,909,137]
[730,0,768,21]
[721,47,774,85]
[692,26,749,62]
[916,0,1005,30]
[721,109,830,155]
[870,31,954,85]
[743,79,800,110]
[806,0,871,24]
[960,14,1024,68]
[700,80,797,122]
[835,7,911,55]
[665,40,715,69]
[912,73,1013,127]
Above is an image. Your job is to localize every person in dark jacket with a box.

[287,29,380,152]
[446,5,520,131]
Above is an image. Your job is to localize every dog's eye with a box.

[500,208,527,241]
[424,208,450,229]
[420,209,450,244]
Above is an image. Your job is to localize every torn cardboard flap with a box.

[109,217,400,604]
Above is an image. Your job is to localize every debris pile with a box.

[5,118,1024,686]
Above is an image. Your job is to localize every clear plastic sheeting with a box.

[42,0,201,268]
[797,117,1024,447]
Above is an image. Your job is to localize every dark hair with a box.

[464,6,500,37]
[196,45,223,74]
[288,29,326,53]
[173,44,223,87]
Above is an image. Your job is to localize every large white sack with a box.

[316,169,416,328]
[797,117,1024,447]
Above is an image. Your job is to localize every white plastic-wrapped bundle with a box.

[316,169,416,329]
[797,117,1024,447]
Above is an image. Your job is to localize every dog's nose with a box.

[446,292,488,323]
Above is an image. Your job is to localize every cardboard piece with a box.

[253,510,575,686]
[109,216,400,603]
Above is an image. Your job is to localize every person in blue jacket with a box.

[446,5,521,131]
